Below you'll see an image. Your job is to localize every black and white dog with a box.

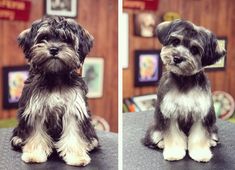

[10,16,98,166]
[144,19,225,162]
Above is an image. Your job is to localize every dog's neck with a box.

[30,70,78,89]
[170,71,208,91]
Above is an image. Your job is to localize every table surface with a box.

[123,111,235,170]
[0,128,118,170]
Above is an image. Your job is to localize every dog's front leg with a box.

[56,116,91,166]
[188,121,212,162]
[21,121,53,163]
[163,119,187,161]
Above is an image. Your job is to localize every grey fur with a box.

[144,19,225,162]
[11,16,98,167]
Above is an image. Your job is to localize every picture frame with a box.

[132,94,157,111]
[45,0,77,18]
[82,57,104,98]
[2,65,29,109]
[134,50,162,86]
[206,37,227,70]
[134,13,157,38]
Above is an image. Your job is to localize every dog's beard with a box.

[29,43,80,74]
[160,46,202,76]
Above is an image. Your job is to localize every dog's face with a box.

[157,19,226,76]
[18,16,93,74]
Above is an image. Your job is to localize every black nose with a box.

[49,47,59,56]
[173,55,184,64]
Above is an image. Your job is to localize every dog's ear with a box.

[156,21,172,45]
[202,33,226,66]
[77,26,94,63]
[18,28,31,58]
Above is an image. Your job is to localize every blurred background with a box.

[0,0,118,132]
[122,0,235,122]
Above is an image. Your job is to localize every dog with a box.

[10,16,99,166]
[143,19,226,162]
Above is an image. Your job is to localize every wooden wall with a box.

[123,0,235,100]
[0,0,118,132]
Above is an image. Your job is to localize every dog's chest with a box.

[24,88,88,124]
[160,87,211,119]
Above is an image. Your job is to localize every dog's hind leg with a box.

[11,109,32,150]
[143,124,164,149]
[80,116,99,152]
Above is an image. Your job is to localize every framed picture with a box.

[2,65,29,109]
[82,57,104,98]
[206,37,227,70]
[132,94,157,111]
[134,13,157,37]
[45,0,77,18]
[134,50,162,86]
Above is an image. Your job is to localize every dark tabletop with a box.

[0,129,118,170]
[123,111,235,170]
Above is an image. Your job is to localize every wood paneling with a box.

[123,0,235,100]
[0,0,118,132]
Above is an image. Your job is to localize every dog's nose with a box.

[49,47,59,56]
[173,55,184,64]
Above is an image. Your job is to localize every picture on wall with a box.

[132,94,157,111]
[134,50,162,86]
[82,57,104,98]
[2,65,29,109]
[206,37,227,70]
[134,13,157,37]
[45,0,77,18]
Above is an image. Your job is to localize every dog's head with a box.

[18,16,93,74]
[157,19,226,76]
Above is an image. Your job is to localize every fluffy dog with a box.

[144,19,225,162]
[10,16,98,166]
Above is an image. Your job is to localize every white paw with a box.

[64,153,91,166]
[189,147,213,162]
[157,140,164,149]
[87,138,99,151]
[210,140,217,147]
[21,150,47,163]
[163,147,186,161]
[210,133,218,147]
[11,136,23,146]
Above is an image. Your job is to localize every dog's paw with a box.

[210,133,219,147]
[21,150,47,163]
[163,147,186,161]
[157,140,164,149]
[87,138,99,151]
[64,153,91,166]
[189,147,213,162]
[11,136,23,147]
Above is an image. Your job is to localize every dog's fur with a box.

[143,19,226,162]
[10,16,98,166]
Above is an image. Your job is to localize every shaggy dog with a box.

[144,19,225,162]
[11,16,98,166]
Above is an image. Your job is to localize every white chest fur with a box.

[23,88,88,125]
[160,87,212,120]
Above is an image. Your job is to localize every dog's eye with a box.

[38,35,49,43]
[42,36,49,41]
[171,38,180,46]
[190,46,200,55]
